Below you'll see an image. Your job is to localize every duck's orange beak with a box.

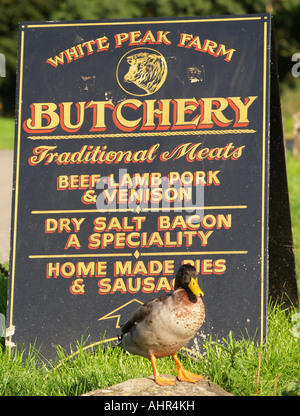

[188,277,204,297]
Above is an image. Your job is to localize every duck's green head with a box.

[174,264,204,297]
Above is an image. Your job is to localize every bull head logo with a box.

[117,48,168,96]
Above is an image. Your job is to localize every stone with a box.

[81,376,233,396]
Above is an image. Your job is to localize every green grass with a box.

[286,152,300,288]
[0,118,14,150]
[0,302,298,396]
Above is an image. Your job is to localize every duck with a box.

[118,264,205,386]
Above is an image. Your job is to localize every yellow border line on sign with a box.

[8,29,25,354]
[25,16,263,30]
[141,251,248,256]
[26,129,256,140]
[29,253,132,259]
[29,250,247,259]
[31,205,247,214]
[260,18,268,345]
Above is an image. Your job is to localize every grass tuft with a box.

[0,299,299,396]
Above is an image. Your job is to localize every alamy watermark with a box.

[96,168,205,223]
[0,313,5,337]
[0,53,5,78]
[291,53,300,78]
[291,313,300,338]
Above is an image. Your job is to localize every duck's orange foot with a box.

[154,375,177,386]
[172,353,203,383]
[150,354,176,387]
[175,367,203,383]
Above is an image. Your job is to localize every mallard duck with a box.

[119,264,205,386]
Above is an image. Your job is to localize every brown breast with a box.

[171,289,205,334]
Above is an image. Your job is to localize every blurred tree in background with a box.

[0,0,61,113]
[0,0,299,115]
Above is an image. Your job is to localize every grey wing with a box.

[120,296,167,335]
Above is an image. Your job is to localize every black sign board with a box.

[7,15,298,360]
